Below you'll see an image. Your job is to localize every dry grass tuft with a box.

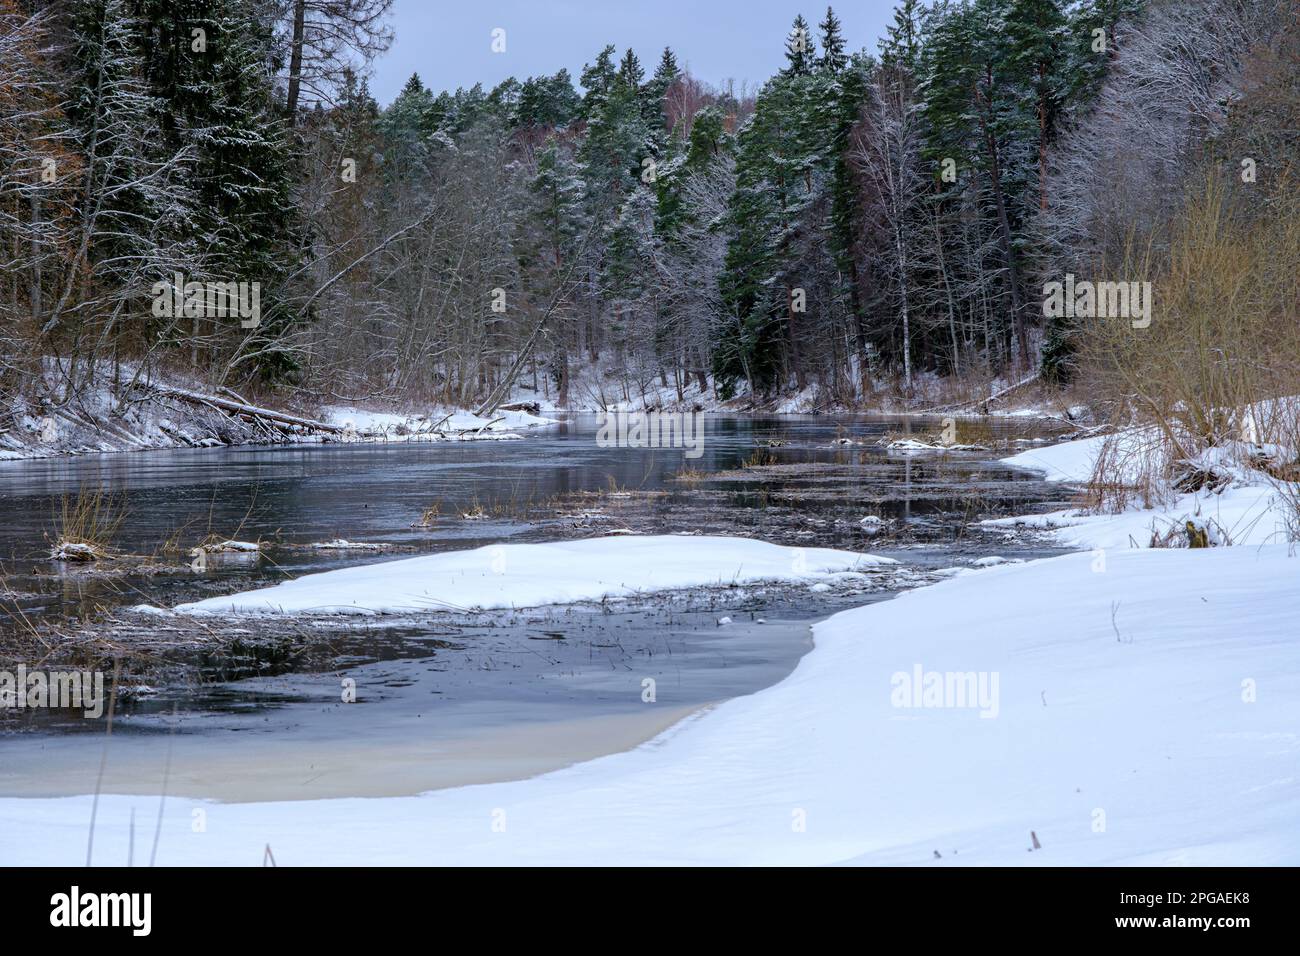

[48,487,126,561]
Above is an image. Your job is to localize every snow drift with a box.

[162,535,897,616]
[8,543,1297,865]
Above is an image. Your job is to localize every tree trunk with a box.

[285,0,307,122]
[30,194,41,326]
[1038,62,1048,212]
[893,223,912,390]
[977,110,1031,372]
[787,287,806,391]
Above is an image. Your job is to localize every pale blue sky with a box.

[368,1,897,104]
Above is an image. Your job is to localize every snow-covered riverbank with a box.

[3,429,1296,866]
[2,356,1063,463]
[990,433,1293,549]
[0,365,561,462]
[5,539,1295,865]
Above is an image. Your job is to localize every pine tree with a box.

[321,70,382,250]
[1064,0,1145,107]
[447,82,490,133]
[2,0,83,342]
[579,44,617,119]
[685,106,727,169]
[529,140,586,270]
[1041,0,1146,381]
[487,76,522,122]
[516,70,580,129]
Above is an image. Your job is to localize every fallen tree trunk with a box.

[498,401,541,415]
[133,379,512,442]
[919,371,1041,415]
[143,384,346,434]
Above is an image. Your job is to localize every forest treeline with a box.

[1,0,1295,411]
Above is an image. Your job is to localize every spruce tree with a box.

[617,48,644,89]
[1005,0,1069,211]
[880,0,924,72]
[580,44,653,208]
[645,47,681,135]
[67,0,195,333]
[818,6,848,74]
[379,73,441,182]
[782,15,817,77]
[920,0,1036,371]
[651,47,679,92]
[135,0,304,382]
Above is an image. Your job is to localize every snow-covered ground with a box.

[5,429,1296,866]
[0,366,232,461]
[320,405,560,440]
[990,433,1294,549]
[505,357,1070,419]
[999,433,1110,483]
[6,541,1296,865]
[144,535,895,616]
[0,361,562,462]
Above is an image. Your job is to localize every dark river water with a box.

[0,414,1071,612]
[0,414,1079,798]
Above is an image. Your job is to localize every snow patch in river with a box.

[158,535,896,616]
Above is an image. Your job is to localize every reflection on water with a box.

[0,414,1078,751]
[0,414,1073,621]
